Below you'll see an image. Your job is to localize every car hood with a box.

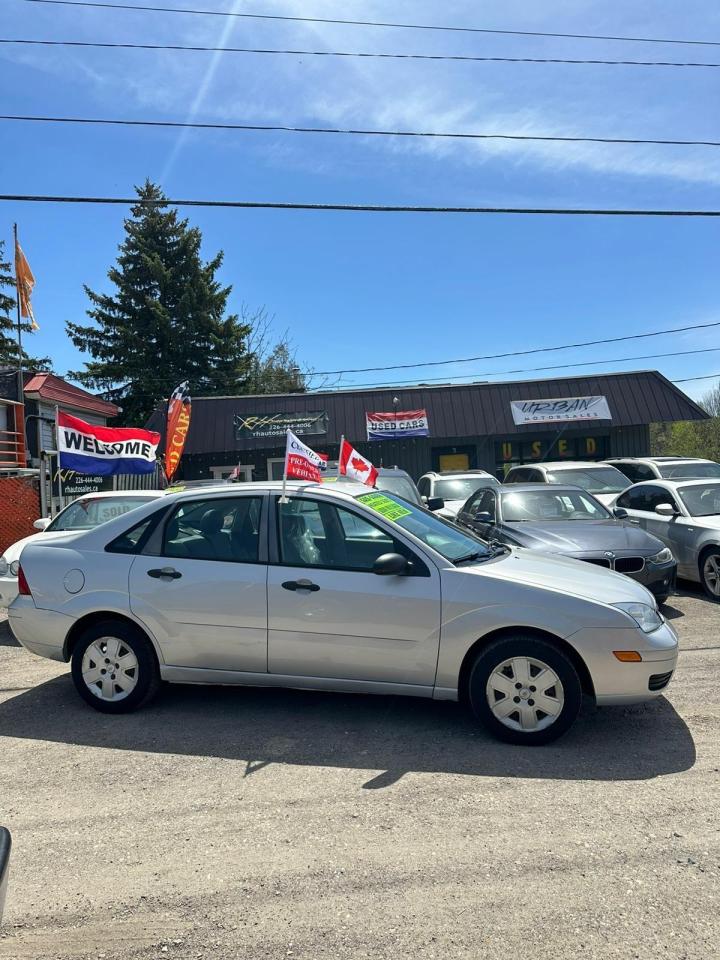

[503,519,663,554]
[1,530,70,565]
[463,547,655,605]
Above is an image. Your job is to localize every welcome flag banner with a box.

[366,409,429,440]
[57,411,160,476]
[165,380,191,482]
[339,437,378,487]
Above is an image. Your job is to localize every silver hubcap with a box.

[486,656,564,733]
[81,636,138,702]
[703,555,720,596]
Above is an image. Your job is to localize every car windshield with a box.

[47,496,156,531]
[355,491,492,563]
[659,462,720,479]
[545,466,627,494]
[677,483,720,517]
[375,475,421,505]
[434,476,499,501]
[501,489,610,522]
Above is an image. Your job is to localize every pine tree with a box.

[0,240,48,370]
[67,181,253,425]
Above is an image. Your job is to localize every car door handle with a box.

[147,567,182,580]
[282,579,320,592]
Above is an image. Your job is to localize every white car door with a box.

[129,494,268,672]
[266,495,441,687]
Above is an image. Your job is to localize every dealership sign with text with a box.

[510,396,612,426]
[234,411,328,440]
[366,409,430,440]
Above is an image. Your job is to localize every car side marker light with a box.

[613,651,643,662]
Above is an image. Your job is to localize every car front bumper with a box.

[0,575,18,609]
[572,619,679,706]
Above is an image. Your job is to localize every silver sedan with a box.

[9,481,678,745]
[614,479,720,600]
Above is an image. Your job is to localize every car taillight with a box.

[17,565,31,596]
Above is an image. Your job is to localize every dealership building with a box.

[147,370,708,483]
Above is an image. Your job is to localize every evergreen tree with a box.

[0,240,48,370]
[67,181,253,425]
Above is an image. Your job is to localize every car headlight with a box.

[613,601,663,634]
[648,547,674,565]
[0,557,7,576]
[8,560,19,577]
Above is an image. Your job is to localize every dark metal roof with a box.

[147,370,708,455]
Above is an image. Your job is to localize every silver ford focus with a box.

[9,481,678,745]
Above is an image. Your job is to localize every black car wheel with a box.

[700,548,720,602]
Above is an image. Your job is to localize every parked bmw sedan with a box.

[10,481,678,745]
[456,484,676,603]
[614,479,720,600]
[0,491,164,608]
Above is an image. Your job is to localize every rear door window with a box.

[162,497,263,563]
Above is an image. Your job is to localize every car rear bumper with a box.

[8,598,72,663]
[0,575,18,609]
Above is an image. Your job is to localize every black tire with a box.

[467,634,583,745]
[699,548,720,602]
[71,619,161,714]
[655,594,669,606]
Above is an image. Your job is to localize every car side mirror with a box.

[613,507,628,519]
[33,517,51,531]
[655,503,677,517]
[474,511,494,524]
[426,497,444,512]
[373,552,410,576]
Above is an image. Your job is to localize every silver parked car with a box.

[10,481,678,745]
[606,456,720,484]
[614,479,720,600]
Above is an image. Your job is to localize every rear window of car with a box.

[48,496,157,531]
[659,462,720,479]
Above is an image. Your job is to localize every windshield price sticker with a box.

[358,492,412,521]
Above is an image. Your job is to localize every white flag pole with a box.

[279,429,290,504]
[339,434,345,475]
[55,405,64,507]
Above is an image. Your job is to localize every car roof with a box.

[608,456,713,464]
[512,461,610,471]
[627,478,720,489]
[498,483,589,495]
[72,489,165,500]
[163,479,372,503]
[426,470,494,478]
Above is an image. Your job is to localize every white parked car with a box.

[606,456,720,484]
[504,461,629,507]
[417,470,500,520]
[0,491,164,607]
[10,482,678,745]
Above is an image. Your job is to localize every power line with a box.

[23,1,720,48]
[674,372,720,383]
[306,320,720,377]
[3,114,719,147]
[2,193,720,217]
[4,37,719,69]
[337,347,720,389]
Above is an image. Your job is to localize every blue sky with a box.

[1,0,719,403]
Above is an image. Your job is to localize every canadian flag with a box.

[339,438,378,487]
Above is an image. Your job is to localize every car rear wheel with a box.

[71,620,161,714]
[700,549,720,602]
[467,635,583,745]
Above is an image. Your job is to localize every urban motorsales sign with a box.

[234,411,328,439]
[511,396,612,425]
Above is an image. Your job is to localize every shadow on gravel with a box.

[0,619,19,647]
[0,674,696,788]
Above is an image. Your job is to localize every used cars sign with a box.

[511,396,612,425]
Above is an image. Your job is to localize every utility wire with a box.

[23,1,720,48]
[4,37,720,68]
[674,372,720,383]
[1,194,719,217]
[337,347,720,389]
[2,115,719,147]
[305,320,720,377]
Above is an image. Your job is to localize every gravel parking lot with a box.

[1,588,719,960]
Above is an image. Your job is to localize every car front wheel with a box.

[71,620,161,714]
[467,635,583,745]
[700,549,720,602]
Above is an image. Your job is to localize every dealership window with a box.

[209,464,253,482]
[267,458,286,481]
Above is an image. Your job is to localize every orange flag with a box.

[15,240,39,331]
